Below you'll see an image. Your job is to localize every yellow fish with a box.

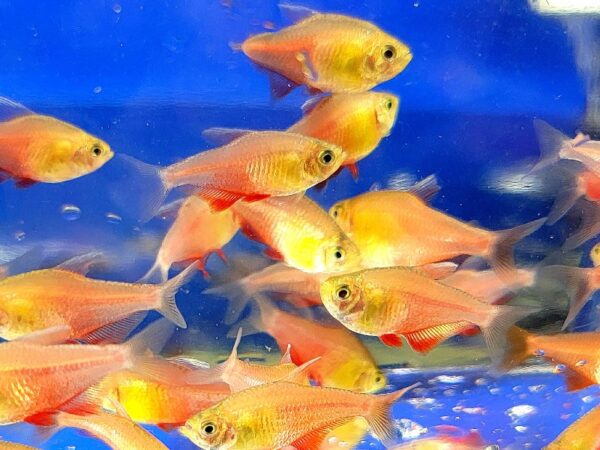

[181,380,415,449]
[232,194,361,273]
[0,441,39,450]
[545,403,600,449]
[203,92,400,180]
[0,97,113,185]
[320,267,535,357]
[142,196,239,282]
[241,5,412,97]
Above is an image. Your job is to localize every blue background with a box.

[0,0,597,449]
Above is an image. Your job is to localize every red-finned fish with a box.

[202,92,400,181]
[232,299,386,393]
[502,327,600,391]
[544,403,600,449]
[320,267,536,357]
[0,255,195,341]
[180,380,416,449]
[142,196,239,282]
[114,131,345,220]
[0,97,113,186]
[183,328,310,392]
[0,319,173,425]
[232,194,361,273]
[329,188,545,276]
[55,404,169,450]
[240,4,412,97]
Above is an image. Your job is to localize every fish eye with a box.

[201,421,216,436]
[383,45,396,60]
[319,149,335,165]
[375,375,383,383]
[385,99,393,110]
[92,145,102,156]
[336,285,351,300]
[333,247,345,261]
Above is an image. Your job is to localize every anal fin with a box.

[564,369,595,392]
[404,321,472,354]
[196,188,245,212]
[380,333,403,348]
[291,419,352,450]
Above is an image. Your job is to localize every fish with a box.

[203,92,400,180]
[0,255,196,341]
[184,328,310,392]
[532,119,600,175]
[113,131,345,220]
[502,327,600,391]
[319,418,370,450]
[544,167,600,226]
[0,442,39,450]
[97,366,230,427]
[142,196,239,282]
[329,188,545,276]
[205,261,325,324]
[544,403,600,449]
[55,402,169,450]
[320,267,536,358]
[0,319,173,424]
[591,242,600,266]
[180,380,416,450]
[390,429,491,449]
[233,299,386,393]
[0,97,113,185]
[240,4,412,97]
[232,194,361,273]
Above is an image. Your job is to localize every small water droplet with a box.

[93,86,103,94]
[515,426,528,433]
[413,1,420,6]
[554,364,566,374]
[14,231,25,241]
[61,204,81,221]
[576,359,587,366]
[113,3,122,13]
[105,212,122,224]
[583,395,595,403]
[528,384,545,393]
[534,348,545,356]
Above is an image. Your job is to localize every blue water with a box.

[0,0,597,449]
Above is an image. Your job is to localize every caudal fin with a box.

[109,154,169,222]
[204,279,252,325]
[537,265,594,330]
[563,199,600,250]
[366,383,419,447]
[157,264,197,328]
[490,218,546,279]
[481,304,539,364]
[499,326,533,372]
[531,119,571,173]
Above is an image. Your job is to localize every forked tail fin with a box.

[531,119,571,173]
[157,264,197,328]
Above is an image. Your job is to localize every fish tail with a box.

[531,119,572,173]
[157,264,197,328]
[537,265,594,330]
[204,278,252,325]
[109,154,169,222]
[563,199,600,250]
[366,383,419,447]
[499,326,533,372]
[489,217,545,280]
[140,257,170,284]
[225,295,273,338]
[481,304,539,365]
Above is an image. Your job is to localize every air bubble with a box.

[113,3,122,13]
[93,86,103,94]
[14,231,25,241]
[61,204,81,221]
[105,212,122,224]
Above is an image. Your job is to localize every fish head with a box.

[355,366,387,393]
[364,34,412,84]
[373,92,400,137]
[591,242,600,267]
[37,132,114,182]
[329,200,352,232]
[303,139,346,182]
[181,411,237,450]
[327,356,387,393]
[320,271,365,324]
[321,234,361,273]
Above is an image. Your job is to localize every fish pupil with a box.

[337,286,350,299]
[320,150,334,165]
[92,146,102,156]
[383,46,396,60]
[386,100,393,109]
[203,423,216,435]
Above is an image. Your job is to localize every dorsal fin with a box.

[202,128,254,146]
[283,356,320,383]
[55,251,107,275]
[0,96,35,121]
[300,95,330,116]
[407,174,440,202]
[278,3,319,24]
[280,344,293,364]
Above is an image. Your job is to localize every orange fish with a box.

[203,92,400,180]
[97,369,230,428]
[320,267,535,357]
[390,429,489,450]
[232,194,361,273]
[181,380,416,449]
[142,196,239,282]
[241,5,412,97]
[0,97,113,185]
[0,442,39,450]
[117,131,345,220]
[545,403,600,449]
[0,319,172,424]
[329,188,545,275]
[235,299,386,393]
[0,258,195,341]
[55,406,169,450]
[503,327,600,391]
